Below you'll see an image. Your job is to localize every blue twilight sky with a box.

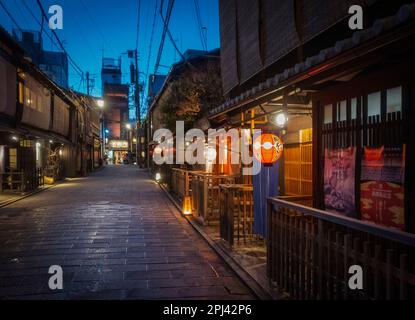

[0,0,220,116]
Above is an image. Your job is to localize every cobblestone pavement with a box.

[0,166,255,300]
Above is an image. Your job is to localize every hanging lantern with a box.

[253,133,284,166]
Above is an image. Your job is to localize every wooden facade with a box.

[219,0,379,95]
[214,0,415,299]
[0,27,103,191]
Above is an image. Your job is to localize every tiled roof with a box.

[209,4,415,117]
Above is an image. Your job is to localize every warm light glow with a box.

[155,173,162,182]
[59,150,63,156]
[154,146,163,155]
[274,113,288,128]
[253,133,284,165]
[205,146,217,162]
[11,136,18,142]
[126,124,132,130]
[183,196,192,215]
[133,138,137,143]
[97,100,105,108]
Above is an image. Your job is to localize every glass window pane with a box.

[324,104,332,124]
[339,100,347,121]
[368,92,381,117]
[387,86,402,114]
[351,98,357,119]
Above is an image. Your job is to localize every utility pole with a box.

[128,49,142,167]
[135,49,142,168]
[86,72,90,95]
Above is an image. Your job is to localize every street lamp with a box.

[97,99,105,108]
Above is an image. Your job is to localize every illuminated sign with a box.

[109,140,128,150]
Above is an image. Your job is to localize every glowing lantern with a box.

[183,196,192,216]
[253,133,283,166]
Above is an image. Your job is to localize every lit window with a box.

[9,148,17,170]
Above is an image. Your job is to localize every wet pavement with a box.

[0,166,255,300]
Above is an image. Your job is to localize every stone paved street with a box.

[0,166,255,300]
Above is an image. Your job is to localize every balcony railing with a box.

[267,198,415,300]
[191,173,236,225]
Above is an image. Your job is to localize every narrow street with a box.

[0,166,255,300]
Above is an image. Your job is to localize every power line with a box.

[0,0,23,32]
[193,0,207,51]
[135,0,141,51]
[21,0,55,46]
[78,0,116,57]
[141,0,159,112]
[35,0,84,79]
[153,0,175,75]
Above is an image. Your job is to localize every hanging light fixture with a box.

[273,113,288,128]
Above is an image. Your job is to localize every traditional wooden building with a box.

[0,27,103,194]
[147,49,222,176]
[207,0,415,299]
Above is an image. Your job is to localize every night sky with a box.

[0,0,220,101]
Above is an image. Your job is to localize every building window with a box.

[324,104,332,124]
[9,148,17,170]
[20,140,33,148]
[351,98,358,120]
[368,91,381,117]
[338,100,347,121]
[387,86,402,114]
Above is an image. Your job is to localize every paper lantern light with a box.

[253,133,284,166]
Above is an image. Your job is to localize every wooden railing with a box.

[219,184,254,246]
[0,169,44,194]
[267,198,415,300]
[171,169,203,201]
[191,173,236,225]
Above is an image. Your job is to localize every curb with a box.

[158,183,274,301]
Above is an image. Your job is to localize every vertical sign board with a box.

[361,146,405,230]
[324,147,357,217]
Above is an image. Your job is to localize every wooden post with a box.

[403,84,415,233]
[312,100,324,209]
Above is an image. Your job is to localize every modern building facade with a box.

[101,58,130,165]
[13,29,68,88]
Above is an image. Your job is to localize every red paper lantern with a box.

[253,133,284,166]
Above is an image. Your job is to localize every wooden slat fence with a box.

[191,173,236,225]
[219,184,255,246]
[267,197,415,300]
